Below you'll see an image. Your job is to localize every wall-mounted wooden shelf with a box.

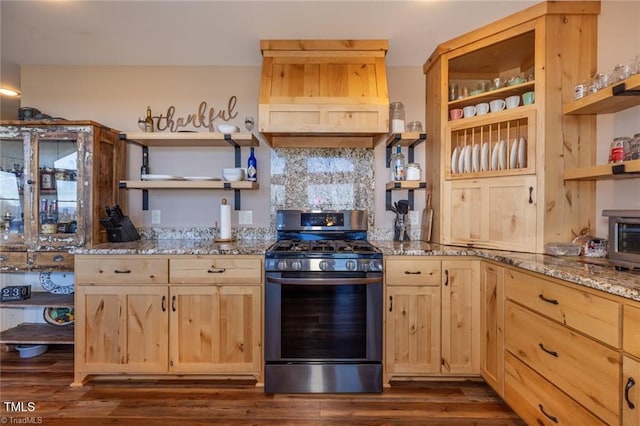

[121,131,259,147]
[563,158,640,181]
[563,74,640,115]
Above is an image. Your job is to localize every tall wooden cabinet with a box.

[424,1,600,253]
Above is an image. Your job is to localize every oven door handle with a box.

[266,276,381,286]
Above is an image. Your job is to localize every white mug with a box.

[506,95,520,109]
[476,103,490,115]
[463,105,476,118]
[489,99,506,112]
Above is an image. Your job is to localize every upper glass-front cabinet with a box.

[0,121,124,254]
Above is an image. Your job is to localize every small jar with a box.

[448,83,458,102]
[610,137,629,163]
[574,80,588,99]
[630,133,640,160]
[406,163,421,181]
[389,102,405,133]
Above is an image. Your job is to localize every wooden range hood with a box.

[258,40,390,148]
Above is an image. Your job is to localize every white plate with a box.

[451,147,459,174]
[458,145,466,174]
[481,142,489,171]
[510,139,518,169]
[40,272,74,294]
[472,144,480,172]
[491,143,499,171]
[498,140,507,170]
[182,176,221,181]
[464,145,472,173]
[518,137,527,168]
[141,174,183,181]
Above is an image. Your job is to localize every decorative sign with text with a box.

[153,96,239,132]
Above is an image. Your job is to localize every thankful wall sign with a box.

[153,96,239,132]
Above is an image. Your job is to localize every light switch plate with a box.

[151,210,161,224]
[238,210,253,225]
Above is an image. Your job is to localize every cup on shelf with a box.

[475,103,490,115]
[505,95,520,109]
[450,108,463,120]
[522,91,535,105]
[489,99,506,112]
[463,106,476,118]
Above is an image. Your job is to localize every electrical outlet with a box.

[409,210,420,225]
[151,210,161,224]
[238,210,253,226]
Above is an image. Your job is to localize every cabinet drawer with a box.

[0,251,28,271]
[75,256,169,284]
[624,303,640,358]
[504,351,606,425]
[505,269,621,347]
[505,301,619,425]
[385,259,441,286]
[30,251,74,270]
[170,256,262,284]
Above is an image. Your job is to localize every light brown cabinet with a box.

[504,268,621,425]
[479,262,504,395]
[424,2,600,253]
[74,254,263,386]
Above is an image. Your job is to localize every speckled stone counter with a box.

[72,238,640,302]
[373,240,640,302]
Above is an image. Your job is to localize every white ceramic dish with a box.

[222,168,245,182]
[451,147,459,174]
[141,174,182,181]
[182,176,221,181]
[491,143,499,171]
[498,140,507,170]
[217,124,240,133]
[458,146,465,174]
[481,142,489,171]
[464,145,472,173]
[472,144,480,172]
[40,272,74,294]
[510,139,518,169]
[518,137,527,168]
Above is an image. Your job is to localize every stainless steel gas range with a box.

[264,210,383,393]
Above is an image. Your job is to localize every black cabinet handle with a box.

[171,295,176,312]
[161,295,167,312]
[114,269,132,274]
[528,186,534,204]
[444,269,449,286]
[404,270,421,275]
[207,268,226,274]
[538,404,558,423]
[625,377,636,409]
[539,343,559,357]
[538,294,559,305]
[389,295,393,312]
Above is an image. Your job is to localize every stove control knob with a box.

[319,260,331,271]
[345,260,357,271]
[369,260,381,271]
[290,260,302,271]
[277,260,288,271]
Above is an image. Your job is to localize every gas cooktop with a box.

[268,239,380,255]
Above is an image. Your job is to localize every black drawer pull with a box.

[161,295,167,312]
[444,269,449,286]
[625,377,636,409]
[404,270,421,275]
[538,404,558,423]
[389,295,393,312]
[538,294,559,305]
[114,269,132,274]
[172,295,176,312]
[207,268,226,274]
[539,343,559,357]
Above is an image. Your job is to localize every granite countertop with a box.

[72,239,640,302]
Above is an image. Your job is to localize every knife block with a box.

[102,216,141,242]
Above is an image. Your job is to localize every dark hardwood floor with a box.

[1,345,525,425]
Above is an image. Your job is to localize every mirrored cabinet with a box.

[0,121,125,271]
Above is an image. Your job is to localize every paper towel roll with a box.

[219,198,231,240]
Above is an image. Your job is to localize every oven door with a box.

[264,271,383,363]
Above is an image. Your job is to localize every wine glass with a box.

[244,116,255,131]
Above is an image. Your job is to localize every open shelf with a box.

[563,159,640,181]
[0,292,74,308]
[563,74,640,115]
[120,131,259,147]
[0,323,74,345]
[120,180,259,190]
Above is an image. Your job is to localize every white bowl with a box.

[222,168,244,181]
[217,124,239,134]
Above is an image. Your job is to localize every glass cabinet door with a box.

[33,131,80,244]
[0,133,26,243]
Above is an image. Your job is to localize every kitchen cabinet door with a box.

[443,176,537,252]
[385,285,441,379]
[441,260,480,374]
[169,285,262,377]
[74,285,169,384]
[624,356,640,426]
[480,262,504,395]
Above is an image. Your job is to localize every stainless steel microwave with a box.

[603,210,640,270]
